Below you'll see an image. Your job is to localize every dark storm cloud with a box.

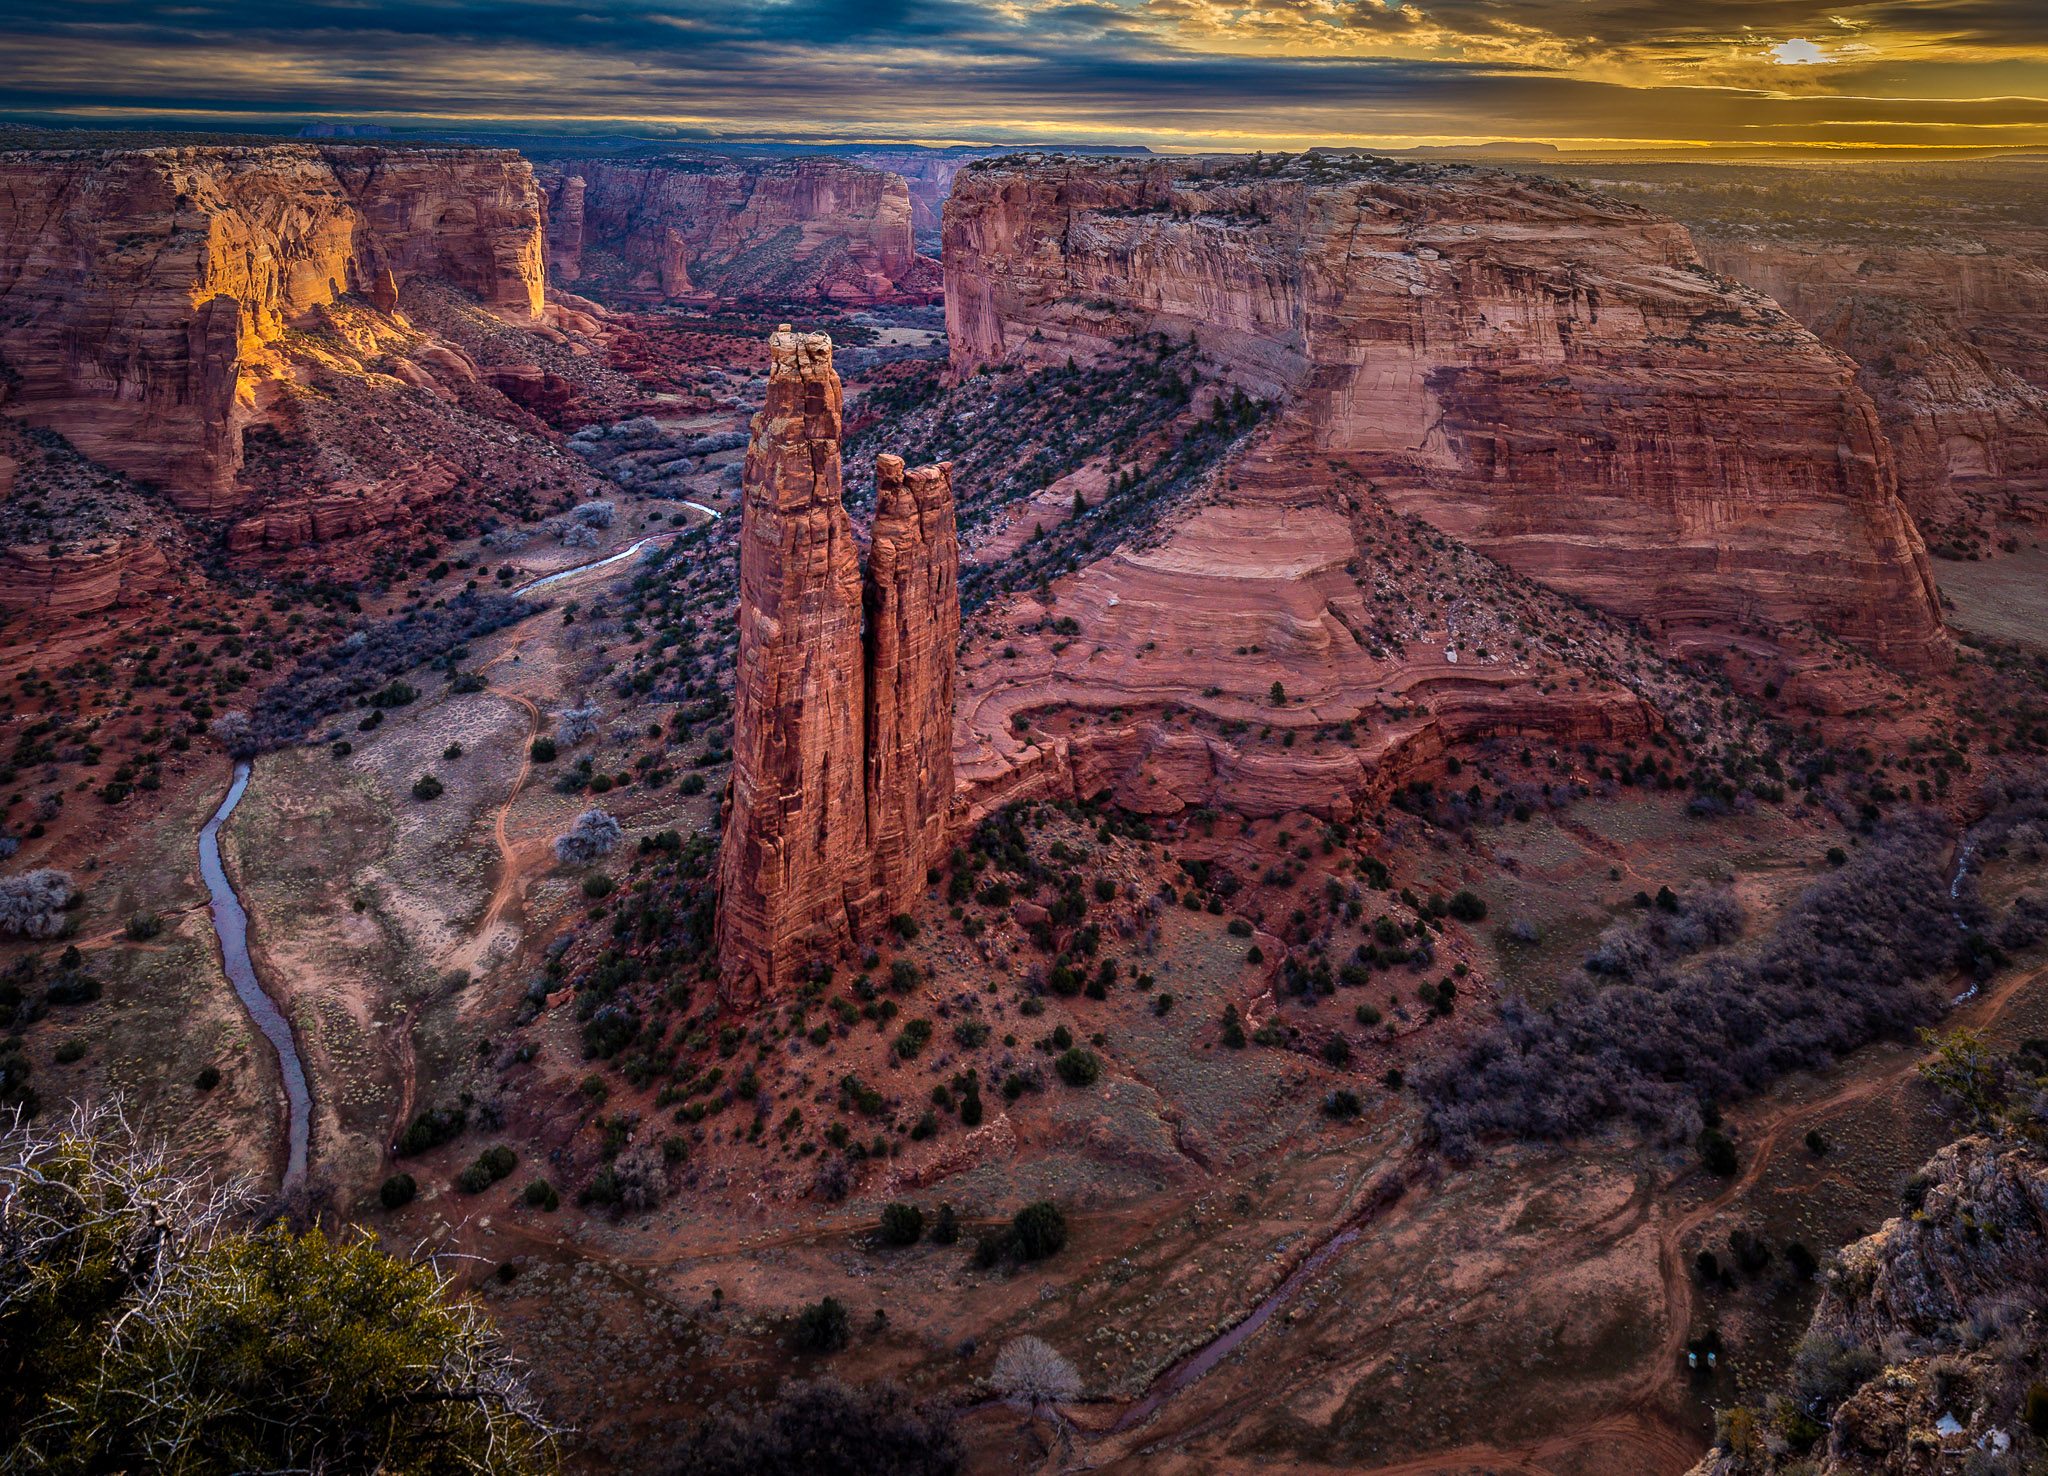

[3,0,2046,147]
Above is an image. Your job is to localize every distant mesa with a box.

[715,326,959,1009]
[296,123,394,138]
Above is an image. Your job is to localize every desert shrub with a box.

[194,1067,220,1091]
[991,1336,1081,1410]
[582,873,615,899]
[1698,1128,1739,1177]
[1419,817,1955,1158]
[879,1203,924,1246]
[1054,1048,1100,1087]
[207,709,254,755]
[1785,1241,1818,1280]
[1448,890,1488,922]
[1012,1201,1067,1261]
[666,1376,959,1476]
[812,1156,854,1203]
[952,1019,989,1049]
[553,808,622,866]
[456,1145,517,1193]
[553,704,601,745]
[395,1105,466,1157]
[529,737,557,763]
[123,912,161,941]
[411,775,444,802]
[380,1173,417,1209]
[929,1203,959,1245]
[0,870,75,938]
[794,1296,852,1354]
[522,1179,559,1211]
[1325,1089,1363,1119]
[1322,1035,1352,1067]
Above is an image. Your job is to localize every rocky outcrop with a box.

[538,157,931,305]
[845,150,978,237]
[944,154,1948,672]
[1684,1136,2048,1476]
[0,540,168,615]
[1696,237,2048,524]
[715,328,957,1009]
[225,456,463,552]
[0,144,546,513]
[865,454,960,911]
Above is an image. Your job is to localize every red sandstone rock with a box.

[539,157,922,305]
[716,328,960,1008]
[0,540,168,614]
[864,454,960,915]
[1695,236,2048,523]
[715,327,871,1009]
[944,155,1947,672]
[226,456,463,553]
[0,144,545,514]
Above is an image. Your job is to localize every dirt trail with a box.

[444,677,546,976]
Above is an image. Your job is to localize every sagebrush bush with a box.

[0,870,75,938]
[553,809,622,866]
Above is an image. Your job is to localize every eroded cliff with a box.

[0,143,548,514]
[539,156,932,306]
[944,153,1948,672]
[715,327,958,1008]
[1696,236,2048,526]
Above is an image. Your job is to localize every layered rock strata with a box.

[1696,236,2048,523]
[539,157,932,305]
[715,328,958,1008]
[0,144,546,513]
[944,154,1947,671]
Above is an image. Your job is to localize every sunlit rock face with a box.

[716,328,958,1010]
[0,144,546,514]
[945,154,1948,671]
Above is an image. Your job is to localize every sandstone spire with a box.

[715,325,868,1010]
[863,454,960,917]
[716,327,959,1009]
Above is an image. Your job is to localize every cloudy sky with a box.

[5,0,2048,152]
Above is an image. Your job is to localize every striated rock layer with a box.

[0,144,546,513]
[944,155,1947,671]
[716,328,958,1008]
[539,156,933,306]
[1696,236,2048,524]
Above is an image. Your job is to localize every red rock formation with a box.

[716,327,870,1009]
[0,541,169,615]
[225,457,463,553]
[0,144,546,514]
[864,455,959,916]
[716,329,959,1008]
[538,157,926,305]
[1695,236,2048,523]
[944,155,1947,672]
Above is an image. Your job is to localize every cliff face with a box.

[716,328,958,1008]
[0,144,546,514]
[538,157,929,305]
[944,155,1948,671]
[1696,237,2048,524]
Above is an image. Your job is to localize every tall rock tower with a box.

[716,327,958,1010]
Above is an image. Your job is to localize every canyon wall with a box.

[716,327,958,1009]
[538,157,930,305]
[1695,235,2048,523]
[944,155,1947,671]
[0,144,546,514]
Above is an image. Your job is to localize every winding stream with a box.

[511,505,720,598]
[199,761,311,1191]
[195,510,724,1193]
